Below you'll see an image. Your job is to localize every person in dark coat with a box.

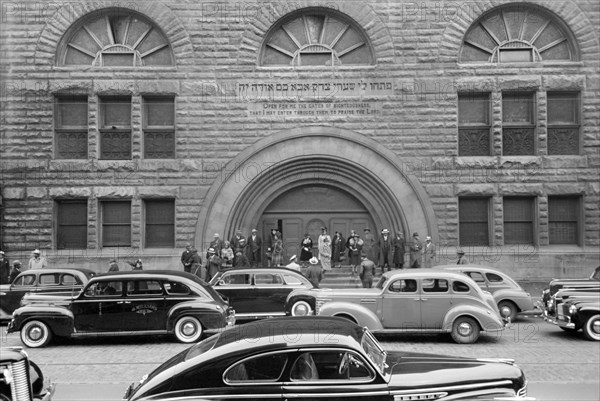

[247,229,262,267]
[181,243,194,273]
[206,248,221,282]
[299,233,313,264]
[331,232,345,268]
[231,230,246,265]
[128,259,143,270]
[457,249,469,264]
[0,251,10,284]
[409,232,422,268]
[209,234,224,258]
[8,260,22,283]
[347,233,363,276]
[378,228,393,273]
[305,257,323,288]
[392,231,405,269]
[108,259,119,272]
[359,253,376,288]
[362,228,377,261]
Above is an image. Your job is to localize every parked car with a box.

[1,347,54,401]
[124,316,532,401]
[208,267,313,321]
[285,269,505,343]
[0,268,96,320]
[539,266,600,319]
[552,295,600,341]
[7,270,235,348]
[443,265,535,321]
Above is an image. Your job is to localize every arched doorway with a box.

[259,185,377,260]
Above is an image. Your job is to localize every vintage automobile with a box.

[1,347,54,401]
[285,269,505,343]
[552,295,600,341]
[124,316,533,401]
[540,266,600,315]
[0,268,96,320]
[443,265,535,321]
[7,270,235,348]
[208,267,314,321]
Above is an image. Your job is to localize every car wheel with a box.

[451,316,480,344]
[291,300,312,316]
[174,316,203,343]
[582,314,600,341]
[20,320,52,348]
[498,301,518,322]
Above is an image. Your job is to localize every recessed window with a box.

[261,10,374,66]
[99,96,132,160]
[459,197,490,246]
[56,199,88,249]
[502,92,536,155]
[55,96,88,159]
[145,199,175,248]
[101,200,131,247]
[143,97,175,158]
[547,92,580,155]
[59,11,174,66]
[458,93,491,156]
[503,197,535,245]
[548,196,580,245]
[460,5,578,63]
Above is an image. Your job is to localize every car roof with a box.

[217,267,305,275]
[442,265,508,274]
[382,268,477,281]
[19,267,96,276]
[96,269,198,279]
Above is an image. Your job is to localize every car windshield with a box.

[360,328,386,375]
[375,275,388,289]
[592,266,600,280]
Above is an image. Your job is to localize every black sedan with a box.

[7,270,235,348]
[209,267,313,321]
[0,267,96,320]
[125,316,532,401]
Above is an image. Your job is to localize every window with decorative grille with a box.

[101,201,131,247]
[144,200,175,248]
[99,96,132,159]
[503,197,535,245]
[548,196,579,245]
[459,197,490,246]
[143,97,175,159]
[458,93,491,156]
[502,92,536,155]
[56,199,88,249]
[547,92,580,155]
[55,96,88,159]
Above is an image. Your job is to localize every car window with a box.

[127,280,163,296]
[290,351,373,381]
[224,353,288,383]
[39,274,60,285]
[61,274,79,285]
[13,274,36,286]
[85,281,122,297]
[465,272,485,283]
[255,273,283,285]
[452,280,471,293]
[220,273,251,285]
[283,274,304,285]
[388,279,417,293]
[486,273,504,283]
[164,281,191,295]
[422,279,449,293]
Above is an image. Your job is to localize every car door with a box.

[381,278,420,329]
[72,279,124,332]
[282,349,389,401]
[121,279,167,331]
[419,278,452,330]
[253,272,288,316]
[212,271,254,316]
[2,273,38,313]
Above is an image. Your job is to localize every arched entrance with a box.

[259,185,377,260]
[196,126,437,257]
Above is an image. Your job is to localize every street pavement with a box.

[1,315,598,401]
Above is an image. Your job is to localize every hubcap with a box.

[592,320,600,335]
[500,306,512,317]
[457,322,472,336]
[29,326,43,341]
[295,305,308,316]
[182,322,197,336]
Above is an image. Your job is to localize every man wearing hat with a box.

[9,260,22,283]
[209,233,224,258]
[362,228,376,261]
[206,248,221,282]
[457,249,469,265]
[108,259,119,272]
[392,231,406,269]
[0,250,10,284]
[422,235,436,268]
[28,249,47,270]
[378,229,393,273]
[247,228,262,268]
[230,230,246,265]
[181,243,194,272]
[409,233,422,268]
[286,255,301,272]
[305,257,323,288]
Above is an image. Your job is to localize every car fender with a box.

[9,304,74,337]
[494,289,535,312]
[317,302,384,330]
[442,304,504,332]
[167,300,225,330]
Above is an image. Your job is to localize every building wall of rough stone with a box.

[1,0,599,278]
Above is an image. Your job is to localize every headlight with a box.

[568,305,577,315]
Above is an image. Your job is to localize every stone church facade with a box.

[1,0,598,279]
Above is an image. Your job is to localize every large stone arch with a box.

[196,126,437,247]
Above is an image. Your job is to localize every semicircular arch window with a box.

[261,10,374,66]
[460,5,578,63]
[58,10,174,66]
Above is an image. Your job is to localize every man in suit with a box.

[247,228,262,268]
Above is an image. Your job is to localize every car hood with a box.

[20,291,78,306]
[386,351,524,389]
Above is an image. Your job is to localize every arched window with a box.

[460,5,578,63]
[58,10,174,66]
[260,9,374,66]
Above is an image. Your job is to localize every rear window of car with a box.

[422,279,448,293]
[39,274,60,285]
[486,273,504,283]
[283,274,304,285]
[127,280,163,296]
[164,281,191,295]
[452,280,471,293]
